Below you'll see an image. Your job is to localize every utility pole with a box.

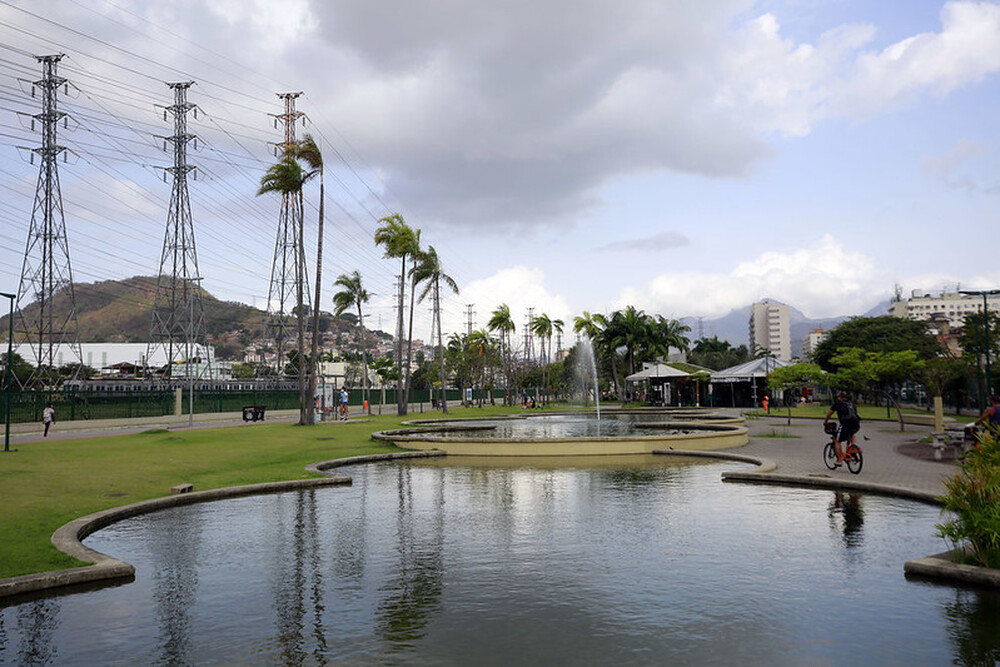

[466,304,475,335]
[15,54,82,387]
[525,308,535,364]
[265,92,310,377]
[148,82,207,398]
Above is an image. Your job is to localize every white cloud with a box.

[446,266,573,337]
[614,235,886,319]
[716,1,1000,136]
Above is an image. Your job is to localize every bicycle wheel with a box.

[846,448,863,474]
[823,442,838,470]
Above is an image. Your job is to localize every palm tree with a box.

[332,270,371,413]
[404,229,422,413]
[257,155,313,425]
[411,246,459,413]
[530,313,554,402]
[294,134,324,425]
[374,214,420,416]
[488,304,516,405]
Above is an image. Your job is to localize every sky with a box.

[1,0,998,348]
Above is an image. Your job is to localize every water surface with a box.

[2,456,998,665]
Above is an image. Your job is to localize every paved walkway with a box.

[731,411,956,501]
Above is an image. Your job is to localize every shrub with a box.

[936,427,1000,569]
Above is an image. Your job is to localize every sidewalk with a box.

[731,411,955,501]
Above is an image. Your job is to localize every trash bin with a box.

[243,405,266,422]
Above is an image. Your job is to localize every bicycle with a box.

[823,422,863,474]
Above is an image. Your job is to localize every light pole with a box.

[960,289,999,402]
[187,278,203,428]
[1,291,15,453]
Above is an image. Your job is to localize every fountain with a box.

[373,409,748,456]
[576,338,601,421]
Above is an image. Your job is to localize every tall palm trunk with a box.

[404,270,417,412]
[395,256,407,416]
[307,174,324,424]
[357,302,369,415]
[435,279,448,414]
[296,191,308,425]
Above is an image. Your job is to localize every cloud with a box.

[716,1,1000,135]
[922,138,1000,192]
[614,235,888,319]
[595,231,690,253]
[446,266,573,336]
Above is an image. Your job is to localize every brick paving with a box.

[732,411,957,501]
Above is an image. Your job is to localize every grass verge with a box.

[0,405,525,579]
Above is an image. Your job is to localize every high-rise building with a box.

[749,301,791,361]
[801,329,828,361]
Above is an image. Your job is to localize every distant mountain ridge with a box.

[681,298,892,358]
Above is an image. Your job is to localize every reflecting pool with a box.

[2,456,999,665]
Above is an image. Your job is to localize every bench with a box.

[242,405,266,422]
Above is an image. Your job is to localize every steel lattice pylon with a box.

[147,82,207,382]
[265,92,310,376]
[15,54,82,388]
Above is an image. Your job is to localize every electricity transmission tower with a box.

[14,54,82,387]
[265,92,310,376]
[147,82,207,383]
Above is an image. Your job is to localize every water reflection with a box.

[945,588,1000,666]
[12,599,60,665]
[149,507,203,664]
[2,460,999,664]
[828,492,865,548]
[376,465,445,650]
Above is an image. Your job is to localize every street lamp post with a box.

[1,291,15,453]
[960,289,999,403]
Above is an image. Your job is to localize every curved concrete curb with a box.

[0,476,351,601]
[652,449,777,473]
[904,550,1000,588]
[721,470,942,504]
[305,450,446,475]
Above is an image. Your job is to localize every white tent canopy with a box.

[625,363,690,381]
[710,357,793,383]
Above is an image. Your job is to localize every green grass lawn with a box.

[0,405,526,579]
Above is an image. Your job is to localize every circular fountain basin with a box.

[373,410,748,456]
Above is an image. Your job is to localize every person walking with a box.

[42,402,55,437]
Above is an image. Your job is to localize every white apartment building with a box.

[748,300,791,361]
[801,329,828,361]
[889,290,1000,327]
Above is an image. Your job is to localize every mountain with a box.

[682,298,891,358]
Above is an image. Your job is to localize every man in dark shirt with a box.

[824,391,861,466]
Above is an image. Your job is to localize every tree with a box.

[374,214,420,415]
[257,152,317,425]
[333,270,371,413]
[767,362,825,424]
[530,313,554,401]
[689,336,751,371]
[412,246,459,413]
[369,357,398,415]
[812,316,942,371]
[958,310,1000,406]
[827,347,924,430]
[294,134,325,426]
[488,304,517,405]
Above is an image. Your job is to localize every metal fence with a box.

[0,386,509,424]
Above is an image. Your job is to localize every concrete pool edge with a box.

[5,448,991,601]
[1,476,351,601]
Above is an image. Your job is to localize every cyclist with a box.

[824,391,861,466]
[973,394,1000,429]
